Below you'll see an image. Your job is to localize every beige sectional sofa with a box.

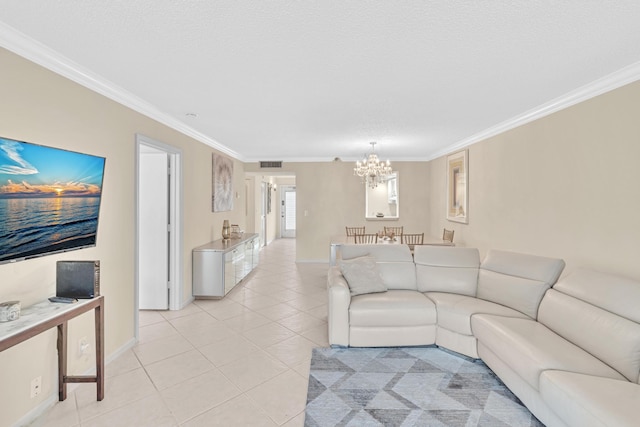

[327,244,640,427]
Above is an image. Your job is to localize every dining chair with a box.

[401,233,424,247]
[345,226,365,236]
[354,233,378,244]
[384,226,404,237]
[443,228,455,243]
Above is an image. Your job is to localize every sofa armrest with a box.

[327,266,351,346]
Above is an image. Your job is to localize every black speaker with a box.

[56,260,100,299]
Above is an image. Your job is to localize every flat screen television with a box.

[0,136,106,265]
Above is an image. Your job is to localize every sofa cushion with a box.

[341,244,417,290]
[414,246,480,295]
[539,288,640,383]
[472,314,625,391]
[540,370,640,427]
[426,292,528,335]
[377,262,418,291]
[349,290,436,327]
[553,268,640,324]
[340,255,387,296]
[477,250,565,318]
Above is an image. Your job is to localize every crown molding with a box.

[429,60,640,161]
[250,60,640,164]
[209,59,640,164]
[3,22,639,164]
[0,22,243,161]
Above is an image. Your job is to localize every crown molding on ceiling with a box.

[0,22,243,161]
[2,22,639,164]
[430,60,640,161]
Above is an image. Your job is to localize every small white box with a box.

[0,300,21,322]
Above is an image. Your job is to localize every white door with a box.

[138,146,169,309]
[280,186,296,238]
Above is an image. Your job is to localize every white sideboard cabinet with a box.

[192,233,260,298]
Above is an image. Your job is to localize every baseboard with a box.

[12,393,57,427]
[179,295,195,310]
[11,337,137,427]
[106,337,137,365]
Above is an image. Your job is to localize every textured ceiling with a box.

[1,1,640,162]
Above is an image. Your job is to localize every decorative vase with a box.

[222,220,231,240]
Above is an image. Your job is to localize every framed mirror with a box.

[365,172,399,220]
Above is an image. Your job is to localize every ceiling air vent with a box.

[259,161,283,168]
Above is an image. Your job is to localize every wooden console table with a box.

[0,296,104,401]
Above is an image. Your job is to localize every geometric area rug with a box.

[304,346,545,427]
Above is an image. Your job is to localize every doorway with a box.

[135,135,183,324]
[280,185,296,238]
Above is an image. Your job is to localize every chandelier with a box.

[354,142,393,189]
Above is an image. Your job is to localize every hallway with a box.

[33,239,328,426]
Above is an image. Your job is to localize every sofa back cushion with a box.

[477,250,565,319]
[414,246,480,295]
[340,244,416,290]
[553,269,640,324]
[539,269,640,383]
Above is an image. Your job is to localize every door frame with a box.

[135,134,183,335]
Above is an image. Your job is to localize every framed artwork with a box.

[212,153,233,212]
[446,149,468,223]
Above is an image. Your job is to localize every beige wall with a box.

[0,48,246,426]
[245,161,432,261]
[429,80,640,281]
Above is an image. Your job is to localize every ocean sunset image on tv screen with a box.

[0,136,106,264]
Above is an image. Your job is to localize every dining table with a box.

[329,234,454,266]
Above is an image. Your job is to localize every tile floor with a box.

[32,238,328,427]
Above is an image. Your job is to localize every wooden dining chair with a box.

[354,233,378,244]
[443,228,455,243]
[384,226,403,237]
[401,233,424,247]
[345,226,365,236]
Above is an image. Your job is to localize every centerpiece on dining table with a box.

[377,230,398,242]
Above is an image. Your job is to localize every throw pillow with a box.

[340,255,387,296]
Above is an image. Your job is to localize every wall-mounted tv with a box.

[0,136,106,265]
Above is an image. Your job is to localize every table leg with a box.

[57,322,68,401]
[95,300,104,401]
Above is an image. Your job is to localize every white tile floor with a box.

[32,239,328,427]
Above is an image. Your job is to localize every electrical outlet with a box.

[79,336,90,356]
[30,376,41,398]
